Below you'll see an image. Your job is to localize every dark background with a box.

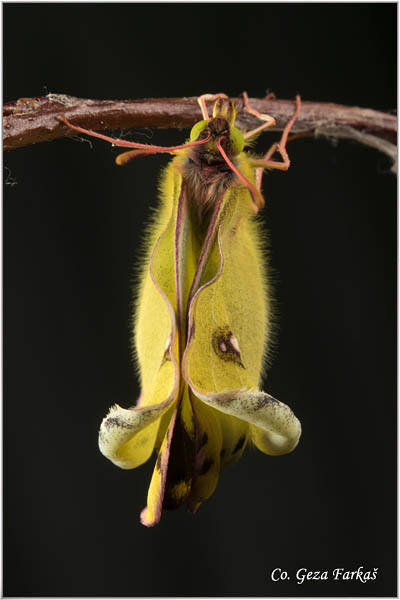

[4,3,396,597]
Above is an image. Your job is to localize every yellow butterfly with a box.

[63,92,302,526]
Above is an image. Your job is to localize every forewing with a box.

[183,183,268,395]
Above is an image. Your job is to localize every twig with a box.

[3,94,397,172]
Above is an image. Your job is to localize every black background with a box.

[4,3,396,597]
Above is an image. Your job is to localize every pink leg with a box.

[60,114,155,148]
[242,91,276,140]
[60,113,212,163]
[250,95,301,189]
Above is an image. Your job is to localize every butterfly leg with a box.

[197,93,228,120]
[242,91,277,140]
[60,114,146,148]
[250,95,301,190]
[60,114,213,166]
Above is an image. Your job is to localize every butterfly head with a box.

[189,99,245,158]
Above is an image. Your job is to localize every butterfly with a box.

[62,92,302,526]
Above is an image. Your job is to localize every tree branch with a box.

[3,94,397,172]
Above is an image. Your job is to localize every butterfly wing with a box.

[98,165,184,470]
[183,157,301,458]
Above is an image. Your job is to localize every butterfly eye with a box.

[230,126,245,155]
[189,119,209,142]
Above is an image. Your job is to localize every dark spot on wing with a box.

[200,432,208,448]
[104,416,133,431]
[220,448,226,458]
[199,457,214,476]
[232,435,246,455]
[160,345,172,368]
[212,325,244,368]
[156,451,162,472]
[251,393,280,411]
